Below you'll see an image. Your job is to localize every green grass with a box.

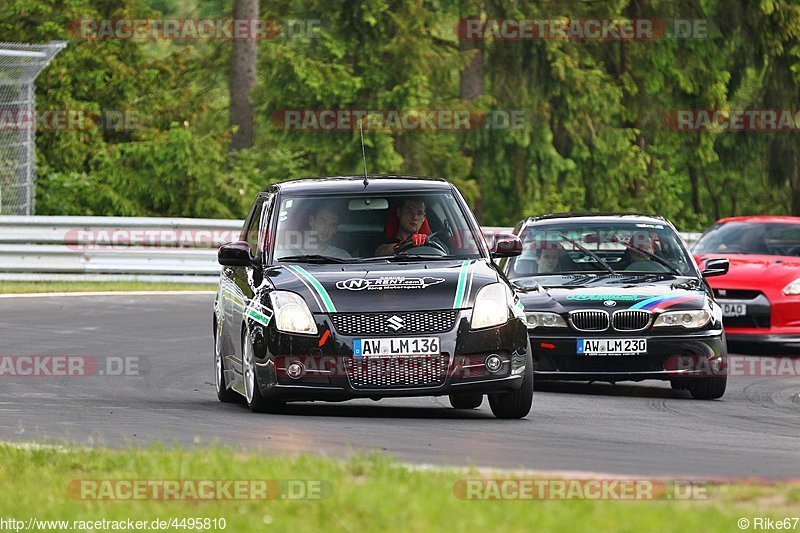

[0,281,216,294]
[0,443,797,532]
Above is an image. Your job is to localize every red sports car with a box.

[694,216,800,346]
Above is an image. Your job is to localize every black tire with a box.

[243,330,285,413]
[449,393,483,409]
[488,350,534,419]
[688,375,727,400]
[670,378,689,390]
[214,321,239,403]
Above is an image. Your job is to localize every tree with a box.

[229,0,259,152]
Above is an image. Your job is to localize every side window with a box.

[241,196,266,255]
[257,194,274,255]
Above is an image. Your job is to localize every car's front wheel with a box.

[488,349,534,419]
[215,321,239,403]
[243,331,285,413]
[449,393,483,409]
[688,375,727,400]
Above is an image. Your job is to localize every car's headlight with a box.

[652,309,712,329]
[783,278,800,295]
[525,312,568,329]
[269,291,318,334]
[470,283,511,330]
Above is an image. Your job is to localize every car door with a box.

[229,193,274,376]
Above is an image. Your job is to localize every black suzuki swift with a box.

[500,213,731,399]
[213,176,533,418]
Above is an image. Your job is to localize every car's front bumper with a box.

[247,310,530,400]
[529,329,726,382]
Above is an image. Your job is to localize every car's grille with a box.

[330,310,458,336]
[346,355,446,389]
[569,310,610,332]
[612,310,652,331]
[713,289,762,300]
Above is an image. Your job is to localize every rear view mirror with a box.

[491,233,523,258]
[701,257,729,278]
[218,241,252,267]
[348,198,389,211]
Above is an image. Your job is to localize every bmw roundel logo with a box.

[603,300,617,307]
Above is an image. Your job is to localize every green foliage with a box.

[1,0,798,229]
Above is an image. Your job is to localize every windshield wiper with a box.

[560,236,616,274]
[614,242,683,276]
[358,254,463,263]
[277,254,349,264]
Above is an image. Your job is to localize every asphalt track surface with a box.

[2,293,798,478]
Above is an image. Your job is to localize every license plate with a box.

[577,338,647,356]
[353,337,440,357]
[720,302,747,317]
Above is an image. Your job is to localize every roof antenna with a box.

[358,119,369,187]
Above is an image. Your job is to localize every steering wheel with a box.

[719,245,746,253]
[396,236,448,255]
[395,221,451,255]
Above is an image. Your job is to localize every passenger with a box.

[537,245,561,274]
[287,203,351,259]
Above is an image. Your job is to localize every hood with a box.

[514,274,709,313]
[264,259,499,313]
[695,253,800,289]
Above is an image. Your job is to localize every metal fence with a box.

[0,216,704,285]
[0,41,66,215]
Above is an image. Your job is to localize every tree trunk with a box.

[458,3,484,216]
[459,32,483,100]
[229,0,259,152]
[689,166,701,214]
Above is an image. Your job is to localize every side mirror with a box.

[701,257,729,278]
[491,233,523,258]
[218,241,253,267]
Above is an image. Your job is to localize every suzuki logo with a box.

[387,315,404,331]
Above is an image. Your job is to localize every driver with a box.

[625,231,662,271]
[375,197,429,256]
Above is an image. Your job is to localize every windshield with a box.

[506,221,696,278]
[272,192,484,262]
[694,222,800,257]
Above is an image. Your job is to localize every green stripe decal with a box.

[452,260,471,309]
[289,265,337,313]
[245,307,272,327]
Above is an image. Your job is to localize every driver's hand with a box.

[395,233,427,250]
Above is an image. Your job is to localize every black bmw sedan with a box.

[213,176,533,418]
[500,213,731,399]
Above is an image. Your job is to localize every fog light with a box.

[485,354,503,373]
[287,361,305,379]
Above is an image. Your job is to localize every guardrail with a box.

[0,217,704,284]
[0,216,241,284]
